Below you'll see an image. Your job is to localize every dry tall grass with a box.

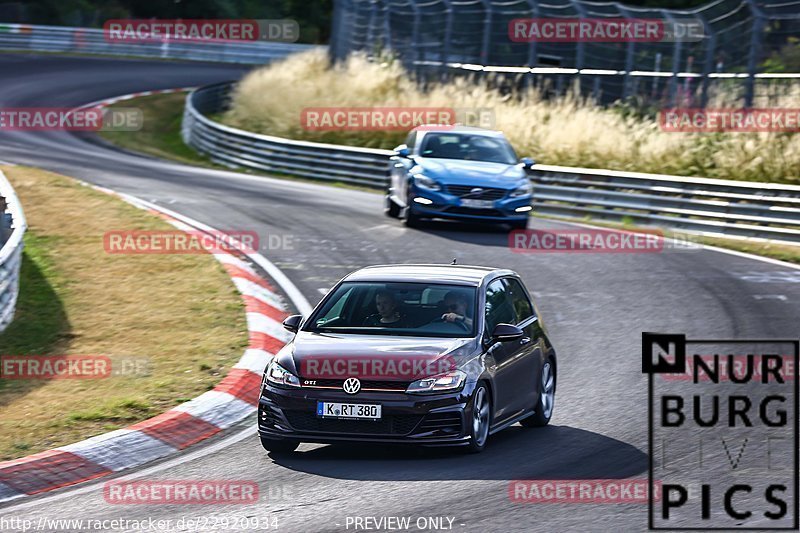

[225,49,800,184]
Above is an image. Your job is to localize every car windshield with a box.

[304,282,477,338]
[419,132,518,165]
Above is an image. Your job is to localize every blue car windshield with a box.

[305,282,477,338]
[419,133,518,165]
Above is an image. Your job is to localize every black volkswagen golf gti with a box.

[258,264,557,453]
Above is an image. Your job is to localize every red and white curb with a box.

[72,87,196,111]
[0,185,298,503]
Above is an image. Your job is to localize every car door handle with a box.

[519,337,531,345]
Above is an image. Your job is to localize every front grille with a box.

[447,185,507,200]
[285,411,423,435]
[444,206,504,217]
[414,412,463,436]
[302,379,410,391]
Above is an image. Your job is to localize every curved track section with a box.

[0,54,798,532]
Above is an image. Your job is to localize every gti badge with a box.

[343,377,361,394]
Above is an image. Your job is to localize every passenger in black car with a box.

[363,289,408,327]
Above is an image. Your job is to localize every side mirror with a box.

[282,314,303,333]
[491,323,524,342]
[520,157,535,169]
[394,144,411,158]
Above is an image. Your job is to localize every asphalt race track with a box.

[0,54,798,532]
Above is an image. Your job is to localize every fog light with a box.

[413,197,433,205]
[515,206,532,212]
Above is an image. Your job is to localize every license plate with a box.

[460,199,495,209]
[316,401,382,420]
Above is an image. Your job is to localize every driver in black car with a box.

[440,290,473,330]
[363,289,408,327]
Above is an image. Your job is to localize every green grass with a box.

[98,93,214,165]
[99,92,381,193]
[0,165,248,460]
[0,235,69,357]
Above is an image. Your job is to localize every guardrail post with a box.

[441,0,453,81]
[744,0,766,108]
[661,10,682,108]
[329,0,349,64]
[568,0,587,93]
[616,4,636,100]
[697,12,715,109]
[410,1,421,79]
[525,0,540,89]
[479,0,492,66]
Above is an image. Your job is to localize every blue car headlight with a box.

[414,174,442,192]
[510,181,533,198]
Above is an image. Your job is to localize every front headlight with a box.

[406,370,466,394]
[414,174,441,192]
[511,181,533,197]
[265,361,301,388]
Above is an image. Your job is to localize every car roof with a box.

[343,264,516,286]
[413,125,505,137]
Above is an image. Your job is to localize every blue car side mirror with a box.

[520,157,535,168]
[394,145,411,158]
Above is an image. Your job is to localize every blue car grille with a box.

[446,185,508,200]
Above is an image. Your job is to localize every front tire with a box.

[385,195,401,218]
[509,218,529,231]
[260,436,299,453]
[521,357,556,427]
[463,383,491,453]
[404,207,422,228]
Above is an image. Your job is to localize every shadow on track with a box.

[267,425,647,481]
[404,218,516,249]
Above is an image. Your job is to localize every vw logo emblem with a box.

[343,377,361,394]
[470,187,483,194]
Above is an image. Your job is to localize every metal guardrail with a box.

[183,83,392,187]
[0,170,26,333]
[183,82,800,245]
[0,23,319,64]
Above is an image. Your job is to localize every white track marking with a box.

[119,193,314,316]
[552,219,800,271]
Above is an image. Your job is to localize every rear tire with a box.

[260,436,299,453]
[463,383,491,453]
[521,357,555,427]
[385,195,401,218]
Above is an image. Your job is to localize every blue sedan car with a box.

[385,126,534,230]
